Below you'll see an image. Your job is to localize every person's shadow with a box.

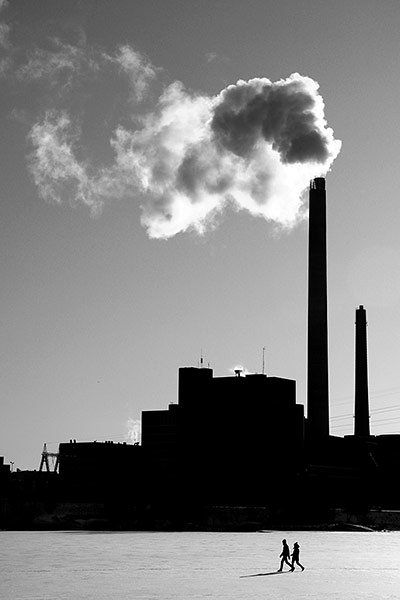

[240,570,292,578]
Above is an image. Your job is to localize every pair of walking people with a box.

[278,539,304,572]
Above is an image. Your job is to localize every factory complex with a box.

[2,178,400,531]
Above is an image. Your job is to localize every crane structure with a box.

[39,443,59,473]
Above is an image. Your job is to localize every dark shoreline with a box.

[3,496,400,532]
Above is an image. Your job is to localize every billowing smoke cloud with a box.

[29,73,341,238]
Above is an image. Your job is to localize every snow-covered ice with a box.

[1,530,399,599]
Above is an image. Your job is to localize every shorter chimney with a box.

[354,305,370,437]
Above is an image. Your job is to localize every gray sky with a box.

[1,0,400,469]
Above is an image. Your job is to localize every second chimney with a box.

[354,305,370,437]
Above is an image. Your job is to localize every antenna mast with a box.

[262,346,266,375]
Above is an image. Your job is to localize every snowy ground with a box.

[1,530,400,600]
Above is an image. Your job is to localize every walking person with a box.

[290,541,305,571]
[277,539,292,572]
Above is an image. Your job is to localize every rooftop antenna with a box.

[262,346,266,375]
[200,348,204,368]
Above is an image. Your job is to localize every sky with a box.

[1,0,400,469]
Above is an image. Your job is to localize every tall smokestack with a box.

[354,305,370,437]
[307,177,329,438]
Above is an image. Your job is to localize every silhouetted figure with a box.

[278,539,292,571]
[290,542,305,571]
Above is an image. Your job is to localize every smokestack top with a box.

[356,304,367,323]
[310,177,325,191]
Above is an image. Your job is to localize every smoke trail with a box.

[126,418,141,444]
[0,0,10,50]
[29,73,341,238]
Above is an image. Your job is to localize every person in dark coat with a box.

[290,542,305,571]
[277,539,292,571]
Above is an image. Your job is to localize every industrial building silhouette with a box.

[142,369,303,507]
[132,178,400,515]
[2,177,400,529]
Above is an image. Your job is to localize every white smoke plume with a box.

[16,40,99,84]
[28,73,341,238]
[28,111,127,214]
[230,364,253,376]
[110,44,158,102]
[16,38,156,102]
[0,22,9,48]
[126,418,141,444]
[0,0,10,49]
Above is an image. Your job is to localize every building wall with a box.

[141,368,304,505]
[58,441,145,502]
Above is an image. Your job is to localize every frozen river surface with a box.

[1,530,400,600]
